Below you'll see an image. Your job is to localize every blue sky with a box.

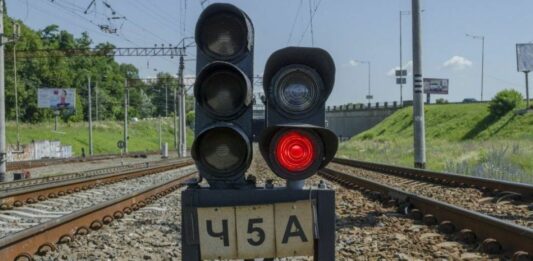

[5,0,533,105]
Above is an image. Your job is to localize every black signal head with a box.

[195,3,253,62]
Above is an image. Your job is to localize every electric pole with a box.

[412,0,426,169]
[0,0,6,182]
[13,32,20,150]
[88,75,93,156]
[159,116,162,150]
[178,55,186,157]
[124,78,129,154]
[173,83,178,152]
[95,81,99,121]
[466,33,485,102]
[165,84,168,117]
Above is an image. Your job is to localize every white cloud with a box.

[443,56,472,70]
[387,60,413,76]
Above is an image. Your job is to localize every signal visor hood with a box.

[263,47,336,98]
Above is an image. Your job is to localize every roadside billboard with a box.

[37,88,76,109]
[516,43,533,72]
[423,78,449,94]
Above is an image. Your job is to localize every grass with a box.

[6,117,194,156]
[338,103,533,184]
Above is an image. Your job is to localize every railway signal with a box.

[183,5,336,261]
[191,3,254,188]
[259,47,338,180]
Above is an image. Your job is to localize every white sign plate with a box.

[197,200,314,259]
[517,43,533,72]
[37,88,76,109]
[423,78,449,94]
[197,206,237,259]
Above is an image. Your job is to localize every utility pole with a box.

[466,33,485,102]
[95,81,99,121]
[165,84,168,117]
[173,84,178,152]
[178,55,186,157]
[0,0,6,182]
[412,0,426,169]
[399,11,410,106]
[13,35,20,150]
[354,59,372,103]
[88,76,93,156]
[158,116,162,150]
[124,78,129,154]
[526,71,530,109]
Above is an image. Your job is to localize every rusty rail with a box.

[319,168,533,259]
[0,160,193,209]
[0,171,196,260]
[6,151,159,171]
[0,158,190,192]
[333,157,533,200]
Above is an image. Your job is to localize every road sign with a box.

[395,69,407,77]
[396,77,406,84]
[37,88,76,109]
[423,78,449,94]
[366,94,374,100]
[117,140,125,149]
[516,43,533,72]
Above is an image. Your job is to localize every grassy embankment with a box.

[6,118,193,156]
[337,103,533,183]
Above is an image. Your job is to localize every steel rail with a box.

[0,171,196,260]
[6,151,159,171]
[333,157,533,200]
[0,158,190,192]
[0,160,193,209]
[319,168,533,259]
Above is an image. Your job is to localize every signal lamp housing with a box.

[259,125,338,180]
[195,3,253,61]
[263,47,335,124]
[192,125,252,183]
[194,62,252,119]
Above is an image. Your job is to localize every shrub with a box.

[488,89,523,116]
[436,98,448,104]
[186,111,195,128]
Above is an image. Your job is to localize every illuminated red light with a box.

[275,130,315,172]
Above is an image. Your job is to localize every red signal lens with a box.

[275,130,315,172]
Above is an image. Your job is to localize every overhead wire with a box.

[286,0,304,45]
[297,0,323,45]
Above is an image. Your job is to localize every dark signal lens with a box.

[275,130,315,172]
[202,70,246,117]
[272,65,324,116]
[198,12,247,59]
[197,127,247,175]
[195,62,251,119]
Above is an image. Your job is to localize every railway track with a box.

[0,163,196,260]
[6,151,158,171]
[0,159,193,210]
[320,158,533,259]
[0,159,188,193]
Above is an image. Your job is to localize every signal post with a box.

[182,3,338,260]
